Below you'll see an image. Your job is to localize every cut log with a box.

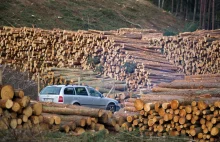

[31,102,42,116]
[10,118,17,129]
[22,106,33,118]
[0,85,14,100]
[0,99,13,109]
[14,89,24,98]
[14,96,30,108]
[11,102,20,112]
[134,99,144,111]
[41,103,103,117]
[158,82,220,89]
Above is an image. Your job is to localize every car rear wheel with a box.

[106,103,116,112]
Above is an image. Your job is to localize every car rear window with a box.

[40,86,61,95]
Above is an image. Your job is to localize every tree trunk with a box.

[172,0,174,13]
[175,0,179,16]
[202,0,207,29]
[193,0,198,22]
[185,0,189,20]
[212,0,215,29]
[180,0,183,12]
[158,0,161,8]
[162,0,165,8]
[207,0,212,29]
[200,0,203,28]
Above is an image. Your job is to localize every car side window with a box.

[88,87,101,97]
[75,87,88,96]
[64,87,75,95]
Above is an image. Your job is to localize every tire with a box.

[73,103,80,106]
[106,103,116,112]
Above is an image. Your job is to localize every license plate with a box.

[44,98,53,102]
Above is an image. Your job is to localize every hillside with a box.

[0,0,184,32]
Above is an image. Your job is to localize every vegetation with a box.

[0,128,192,142]
[123,62,137,74]
[0,0,184,32]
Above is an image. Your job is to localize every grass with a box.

[0,0,185,31]
[0,128,192,142]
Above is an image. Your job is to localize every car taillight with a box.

[58,96,63,102]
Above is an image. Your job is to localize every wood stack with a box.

[0,26,183,92]
[119,74,220,141]
[153,30,220,75]
[0,84,43,131]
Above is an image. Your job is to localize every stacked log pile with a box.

[0,26,184,92]
[0,84,43,131]
[119,74,220,141]
[154,30,220,75]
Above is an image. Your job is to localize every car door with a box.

[74,87,91,107]
[63,87,77,104]
[87,87,106,109]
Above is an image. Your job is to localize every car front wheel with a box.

[106,103,116,112]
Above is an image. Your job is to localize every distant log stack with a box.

[151,30,220,75]
[0,26,185,92]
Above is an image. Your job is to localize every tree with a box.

[172,0,174,13]
[207,0,212,29]
[158,0,161,8]
[193,0,198,22]
[200,0,203,28]
[175,0,179,16]
[162,0,165,8]
[212,0,215,30]
[202,0,207,29]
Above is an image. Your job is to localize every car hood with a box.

[103,97,119,103]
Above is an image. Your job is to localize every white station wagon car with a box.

[39,85,120,112]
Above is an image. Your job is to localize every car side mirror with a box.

[100,94,104,98]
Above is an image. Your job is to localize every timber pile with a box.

[153,30,220,75]
[119,74,220,141]
[120,98,220,141]
[40,102,119,134]
[0,26,183,92]
[0,84,43,131]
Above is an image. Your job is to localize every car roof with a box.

[46,85,89,88]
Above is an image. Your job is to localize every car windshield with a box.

[40,86,61,95]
